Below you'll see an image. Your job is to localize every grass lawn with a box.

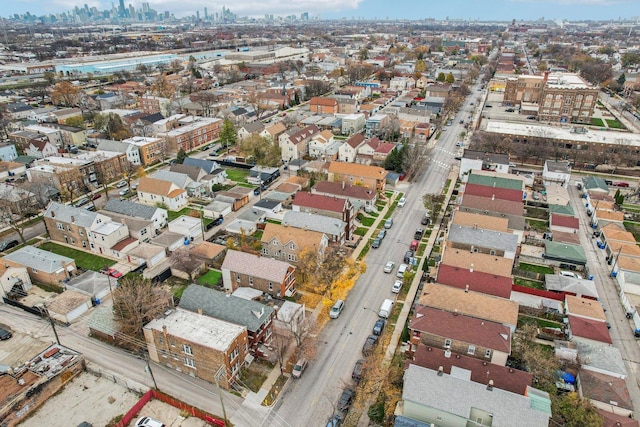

[354,227,368,236]
[606,119,624,129]
[167,207,196,222]
[357,214,375,227]
[225,168,250,183]
[518,262,554,275]
[622,204,640,213]
[357,241,372,260]
[198,269,222,287]
[624,221,640,242]
[590,117,605,127]
[514,277,545,290]
[527,219,549,232]
[526,207,548,220]
[39,242,116,271]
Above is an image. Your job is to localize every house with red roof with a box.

[356,137,396,163]
[311,180,377,213]
[463,183,524,203]
[407,345,532,395]
[338,133,366,163]
[278,125,321,162]
[309,97,339,114]
[550,214,579,234]
[567,315,612,344]
[292,192,355,239]
[435,266,513,298]
[408,305,512,366]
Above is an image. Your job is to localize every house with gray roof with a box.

[447,225,519,259]
[252,199,283,220]
[221,249,296,297]
[65,270,112,301]
[44,201,130,257]
[400,364,550,427]
[283,211,346,244]
[183,157,220,174]
[3,245,76,285]
[96,139,140,165]
[179,284,275,359]
[102,199,167,234]
[153,169,205,197]
[575,340,627,379]
[169,163,207,182]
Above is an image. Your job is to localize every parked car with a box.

[371,238,381,249]
[372,318,386,336]
[414,228,424,240]
[103,268,123,278]
[421,213,430,225]
[329,300,345,319]
[337,388,355,412]
[74,197,90,207]
[326,414,342,427]
[404,250,414,264]
[505,108,515,112]
[91,193,102,200]
[615,182,630,187]
[135,417,165,427]
[384,218,393,229]
[0,328,12,340]
[410,240,419,251]
[119,188,130,196]
[397,263,409,278]
[391,280,403,294]
[0,239,19,252]
[362,335,379,356]
[291,357,308,378]
[397,197,406,207]
[383,261,395,273]
[377,229,387,240]
[526,115,536,120]
[116,180,127,188]
[352,359,365,382]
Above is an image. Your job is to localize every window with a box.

[79,230,84,236]
[444,339,452,348]
[287,254,297,262]
[57,223,64,230]
[236,274,241,283]
[231,360,239,375]
[467,345,475,355]
[184,358,196,368]
[82,241,87,248]
[289,243,295,250]
[158,336,164,345]
[32,268,38,273]
[268,282,273,291]
[249,277,253,285]
[229,346,239,362]
[182,344,193,355]
[67,225,72,231]
[485,349,492,358]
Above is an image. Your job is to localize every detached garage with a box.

[46,290,92,324]
[66,271,112,302]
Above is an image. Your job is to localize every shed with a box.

[65,271,112,301]
[46,290,92,324]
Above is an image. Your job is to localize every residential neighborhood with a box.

[2,7,640,427]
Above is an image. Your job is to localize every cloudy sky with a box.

[3,0,640,21]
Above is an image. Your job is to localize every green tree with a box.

[93,113,131,140]
[617,73,626,86]
[219,119,237,153]
[415,60,427,73]
[43,71,56,85]
[359,47,369,61]
[436,72,446,82]
[445,72,455,84]
[65,116,85,129]
[237,134,281,167]
[176,148,187,164]
[551,393,604,427]
[384,146,404,173]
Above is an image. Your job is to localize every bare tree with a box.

[112,275,173,341]
[170,248,202,282]
[0,185,40,243]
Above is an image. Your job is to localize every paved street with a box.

[568,182,640,417]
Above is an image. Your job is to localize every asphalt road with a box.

[272,80,482,426]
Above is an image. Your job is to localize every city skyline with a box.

[3,0,640,22]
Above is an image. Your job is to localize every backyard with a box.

[225,168,250,183]
[39,242,116,271]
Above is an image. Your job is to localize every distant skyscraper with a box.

[204,7,208,19]
[301,12,309,21]
[118,0,126,17]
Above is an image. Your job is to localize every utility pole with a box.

[214,366,229,425]
[42,307,60,345]
[144,354,159,389]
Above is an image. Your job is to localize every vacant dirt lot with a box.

[19,371,141,427]
[127,399,211,427]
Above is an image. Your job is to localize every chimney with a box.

[469,264,474,273]
[51,211,55,218]
[198,308,203,315]
[437,366,444,376]
[491,194,495,201]
[342,181,345,190]
[444,350,451,358]
[543,70,550,84]
[70,216,75,223]
[487,380,494,391]
[465,284,470,292]
[454,309,458,315]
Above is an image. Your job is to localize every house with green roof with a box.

[549,204,575,217]
[582,176,609,194]
[544,241,587,266]
[467,171,524,191]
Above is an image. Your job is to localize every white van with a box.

[378,299,394,318]
[330,300,345,319]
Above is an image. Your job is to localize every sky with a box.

[3,0,640,21]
